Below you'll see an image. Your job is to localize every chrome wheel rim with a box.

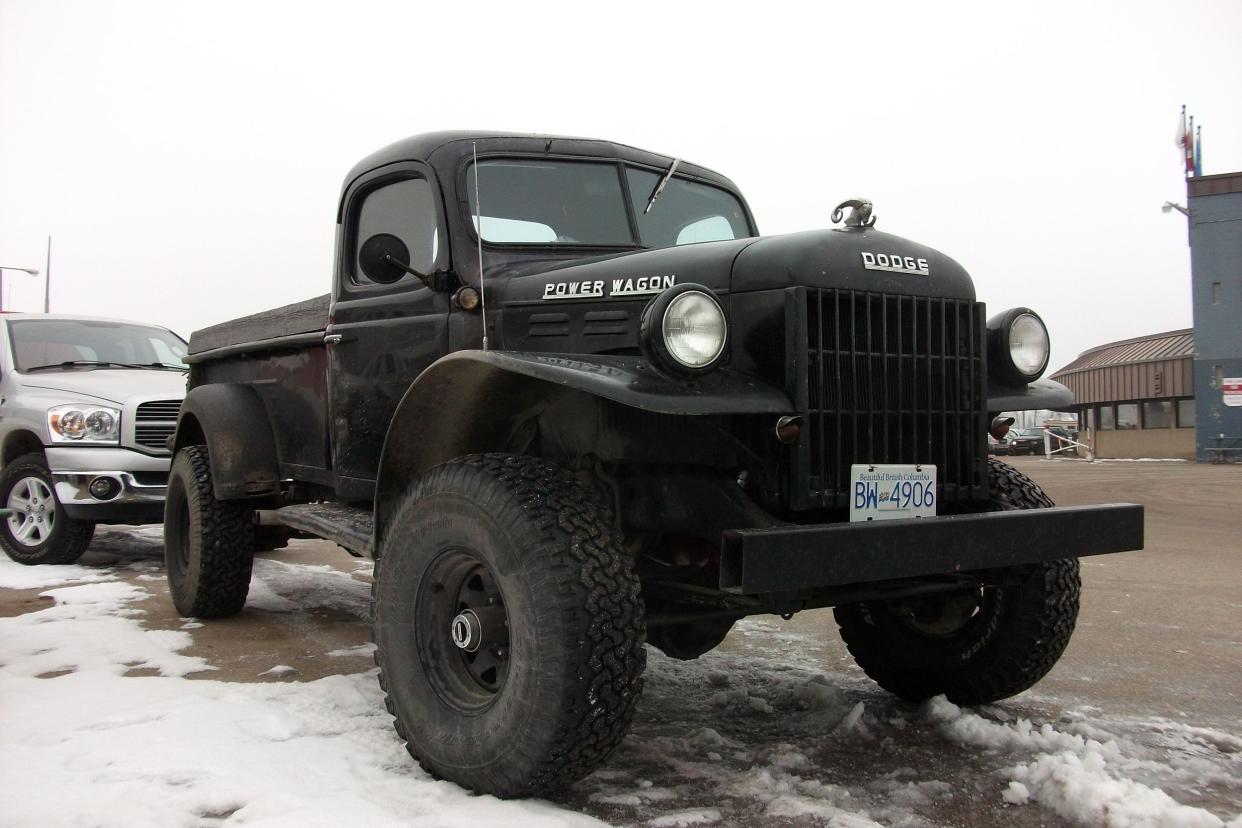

[7,476,56,547]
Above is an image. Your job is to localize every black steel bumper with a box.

[720,504,1143,595]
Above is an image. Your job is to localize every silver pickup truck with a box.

[0,314,187,565]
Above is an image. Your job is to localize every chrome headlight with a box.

[640,284,728,374]
[48,404,121,444]
[987,308,1050,384]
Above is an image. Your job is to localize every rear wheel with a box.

[0,453,94,565]
[373,453,646,798]
[163,445,255,618]
[833,459,1081,705]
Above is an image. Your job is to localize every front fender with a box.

[371,350,791,553]
[987,378,1074,413]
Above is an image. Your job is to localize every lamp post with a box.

[0,266,41,312]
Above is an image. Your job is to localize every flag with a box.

[1194,125,1202,177]
[1186,115,1196,176]
[1176,105,1187,149]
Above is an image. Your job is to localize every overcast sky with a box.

[1,0,1239,373]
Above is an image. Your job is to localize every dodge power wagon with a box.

[166,131,1144,797]
[0,314,187,565]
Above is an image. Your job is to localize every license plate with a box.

[849,464,937,522]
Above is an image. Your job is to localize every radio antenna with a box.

[473,142,488,351]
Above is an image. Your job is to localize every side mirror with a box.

[358,233,429,285]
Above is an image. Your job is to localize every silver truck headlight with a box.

[640,284,728,374]
[987,308,1049,384]
[48,404,121,444]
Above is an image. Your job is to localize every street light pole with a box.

[0,265,41,313]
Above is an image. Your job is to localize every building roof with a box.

[1052,329,1194,375]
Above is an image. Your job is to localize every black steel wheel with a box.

[0,453,94,565]
[163,445,255,618]
[373,453,646,798]
[833,459,1081,705]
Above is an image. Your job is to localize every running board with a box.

[256,503,373,556]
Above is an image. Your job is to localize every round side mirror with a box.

[359,233,417,284]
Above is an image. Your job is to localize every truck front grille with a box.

[795,289,987,509]
[134,399,180,452]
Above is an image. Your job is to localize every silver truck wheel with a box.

[372,453,646,798]
[0,453,94,565]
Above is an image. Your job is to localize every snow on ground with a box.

[1,547,1240,828]
[0,555,601,828]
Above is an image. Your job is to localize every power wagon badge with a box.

[543,274,676,300]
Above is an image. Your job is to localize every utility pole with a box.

[44,236,51,313]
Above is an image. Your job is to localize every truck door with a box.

[326,163,450,498]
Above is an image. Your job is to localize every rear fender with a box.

[173,384,280,500]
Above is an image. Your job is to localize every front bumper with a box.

[47,446,170,524]
[720,503,1143,595]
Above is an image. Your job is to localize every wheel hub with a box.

[451,610,482,652]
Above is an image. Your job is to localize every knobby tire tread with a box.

[372,453,646,797]
[169,445,254,618]
[835,458,1081,705]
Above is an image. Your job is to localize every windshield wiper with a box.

[643,158,681,215]
[24,360,185,373]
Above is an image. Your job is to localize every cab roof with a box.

[343,131,743,197]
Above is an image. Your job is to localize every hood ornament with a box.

[831,198,875,228]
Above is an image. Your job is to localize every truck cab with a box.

[166,132,1143,799]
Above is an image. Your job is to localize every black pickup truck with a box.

[167,131,1143,798]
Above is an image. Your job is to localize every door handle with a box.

[324,334,343,345]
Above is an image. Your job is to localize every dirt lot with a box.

[2,457,1239,826]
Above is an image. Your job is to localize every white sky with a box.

[1,0,1239,374]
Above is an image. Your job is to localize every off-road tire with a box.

[372,453,646,798]
[834,458,1081,705]
[164,445,254,618]
[0,453,94,565]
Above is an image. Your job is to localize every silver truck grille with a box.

[134,399,180,452]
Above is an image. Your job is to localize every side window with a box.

[353,177,439,285]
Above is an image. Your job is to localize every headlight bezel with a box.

[640,283,729,376]
[987,307,1050,385]
[47,404,122,445]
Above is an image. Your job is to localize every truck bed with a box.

[187,294,330,357]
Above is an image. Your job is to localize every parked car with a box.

[1006,427,1047,456]
[0,314,187,565]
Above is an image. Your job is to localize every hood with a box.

[18,368,188,405]
[732,228,975,300]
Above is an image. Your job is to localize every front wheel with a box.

[373,454,646,798]
[834,459,1081,705]
[0,453,95,565]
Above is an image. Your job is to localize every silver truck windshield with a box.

[466,159,750,248]
[8,319,188,372]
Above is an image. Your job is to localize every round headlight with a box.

[987,307,1050,384]
[59,410,87,439]
[85,409,117,439]
[1008,312,1049,377]
[640,284,728,375]
[664,292,727,368]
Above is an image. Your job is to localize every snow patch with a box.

[0,557,114,590]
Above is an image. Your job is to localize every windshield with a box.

[466,159,751,248]
[8,319,188,372]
